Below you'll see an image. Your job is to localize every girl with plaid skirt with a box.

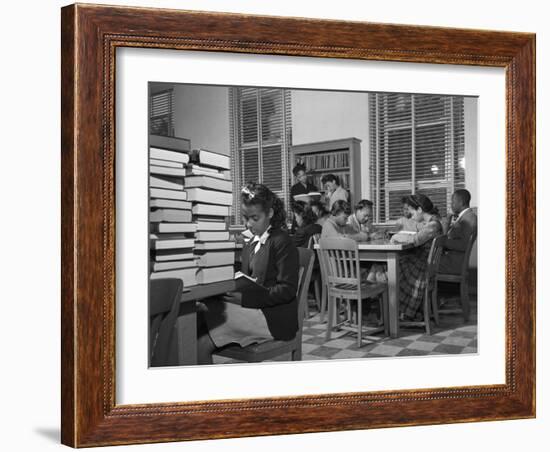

[390,194,442,320]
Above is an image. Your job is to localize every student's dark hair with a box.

[292,163,307,177]
[321,174,339,185]
[403,194,439,216]
[292,201,317,226]
[453,189,471,206]
[355,199,374,211]
[310,200,329,218]
[331,200,352,216]
[241,183,286,228]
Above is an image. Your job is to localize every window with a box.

[229,87,292,225]
[369,93,465,222]
[149,89,174,137]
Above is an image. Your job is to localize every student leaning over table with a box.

[390,194,443,321]
[320,200,353,239]
[196,183,299,364]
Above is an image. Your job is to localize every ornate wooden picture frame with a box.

[61,3,535,447]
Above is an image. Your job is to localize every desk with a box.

[315,240,412,338]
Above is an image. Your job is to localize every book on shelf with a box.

[150,147,190,164]
[195,251,235,268]
[195,231,230,242]
[150,158,184,169]
[150,188,187,201]
[150,165,187,178]
[150,209,192,223]
[151,222,197,234]
[150,175,184,191]
[150,267,197,287]
[191,148,231,171]
[194,241,236,251]
[152,260,199,272]
[194,220,227,231]
[195,265,234,285]
[150,198,191,210]
[185,164,229,180]
[191,204,230,217]
[150,234,195,250]
[153,249,196,262]
[186,188,233,206]
[150,134,191,153]
[184,175,232,193]
[296,150,349,171]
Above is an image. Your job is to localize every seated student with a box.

[321,200,352,238]
[197,183,299,364]
[292,201,322,248]
[311,200,330,226]
[439,189,477,274]
[321,174,349,211]
[347,199,384,241]
[290,163,318,199]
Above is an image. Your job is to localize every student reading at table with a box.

[395,196,422,232]
[197,183,299,364]
[292,201,322,248]
[390,194,443,320]
[311,200,330,226]
[321,174,348,211]
[320,200,352,239]
[439,189,477,274]
[290,163,318,199]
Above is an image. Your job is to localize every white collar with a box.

[251,227,271,253]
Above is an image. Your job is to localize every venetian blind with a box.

[369,93,465,222]
[149,89,174,137]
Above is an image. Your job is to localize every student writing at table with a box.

[197,183,299,364]
[390,194,443,321]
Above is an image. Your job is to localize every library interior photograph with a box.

[148,83,479,367]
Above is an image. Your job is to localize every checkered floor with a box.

[213,291,477,364]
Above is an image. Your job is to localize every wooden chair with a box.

[400,235,446,335]
[311,233,329,322]
[213,247,315,362]
[149,278,183,367]
[436,232,477,322]
[319,238,388,347]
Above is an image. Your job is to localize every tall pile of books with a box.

[149,134,235,288]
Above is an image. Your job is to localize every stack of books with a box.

[148,138,235,287]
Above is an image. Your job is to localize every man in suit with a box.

[439,189,477,274]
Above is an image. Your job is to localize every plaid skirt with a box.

[398,245,431,319]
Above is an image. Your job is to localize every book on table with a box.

[194,241,236,251]
[150,175,184,191]
[191,203,230,217]
[152,259,199,272]
[151,222,197,234]
[149,148,190,164]
[150,158,184,169]
[150,209,192,223]
[195,265,234,284]
[195,230,230,242]
[183,175,232,193]
[153,249,196,262]
[185,165,229,180]
[195,251,235,267]
[186,188,233,206]
[194,220,227,231]
[150,188,187,201]
[150,165,187,178]
[150,267,197,287]
[192,148,231,171]
[150,199,191,210]
[150,134,191,153]
[150,234,195,250]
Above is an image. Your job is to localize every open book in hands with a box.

[233,272,268,293]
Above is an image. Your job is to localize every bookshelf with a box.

[290,137,362,206]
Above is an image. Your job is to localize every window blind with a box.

[369,93,465,222]
[149,89,174,137]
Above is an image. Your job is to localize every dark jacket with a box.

[240,228,299,341]
[293,223,322,248]
[439,208,477,274]
[290,181,318,198]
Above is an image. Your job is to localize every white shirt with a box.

[250,227,271,254]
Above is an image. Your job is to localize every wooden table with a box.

[315,240,412,338]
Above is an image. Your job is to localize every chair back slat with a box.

[296,248,315,330]
[460,231,477,276]
[426,235,447,287]
[319,238,362,292]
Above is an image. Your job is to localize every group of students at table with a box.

[195,171,477,364]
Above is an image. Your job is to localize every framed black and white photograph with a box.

[61,3,535,447]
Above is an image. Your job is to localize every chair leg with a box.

[423,287,431,335]
[313,278,321,313]
[382,291,389,336]
[357,298,363,348]
[431,284,440,326]
[291,343,302,361]
[326,295,334,341]
[460,280,470,322]
[320,283,327,323]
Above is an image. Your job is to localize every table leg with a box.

[176,302,198,365]
[386,252,400,338]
